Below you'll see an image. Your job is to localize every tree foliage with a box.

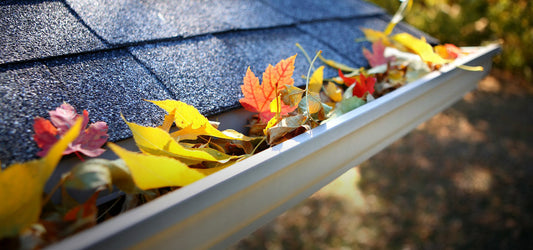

[369,0,533,80]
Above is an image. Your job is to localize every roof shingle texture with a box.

[0,0,436,166]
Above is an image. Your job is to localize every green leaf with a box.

[327,96,366,121]
[64,159,112,190]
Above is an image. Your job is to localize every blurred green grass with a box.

[368,0,532,81]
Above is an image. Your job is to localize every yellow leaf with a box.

[383,0,412,35]
[0,118,82,238]
[158,109,175,132]
[361,28,392,46]
[220,129,255,141]
[264,115,280,135]
[392,33,449,65]
[457,65,484,71]
[306,92,322,114]
[123,118,234,163]
[108,143,207,190]
[308,66,324,93]
[318,54,359,72]
[325,82,343,102]
[269,95,282,114]
[147,100,246,141]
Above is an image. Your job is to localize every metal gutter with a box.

[47,44,501,250]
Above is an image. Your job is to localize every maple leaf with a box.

[34,103,108,158]
[338,70,376,98]
[239,55,298,123]
[353,73,376,98]
[363,40,394,68]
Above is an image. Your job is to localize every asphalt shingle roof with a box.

[0,0,436,166]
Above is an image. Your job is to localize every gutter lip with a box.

[45,44,501,250]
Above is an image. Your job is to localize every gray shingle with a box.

[44,50,173,141]
[260,0,385,21]
[0,51,173,165]
[217,27,356,83]
[130,35,247,115]
[65,0,296,44]
[0,0,107,64]
[0,63,66,164]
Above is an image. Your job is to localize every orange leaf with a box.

[239,55,298,122]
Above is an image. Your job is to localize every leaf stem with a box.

[75,151,85,162]
[42,174,69,208]
[305,50,322,122]
[251,136,267,155]
[295,43,316,72]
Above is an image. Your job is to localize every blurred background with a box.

[232,0,533,249]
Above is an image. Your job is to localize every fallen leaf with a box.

[325,82,343,102]
[64,158,140,194]
[265,114,308,145]
[108,143,221,190]
[361,28,392,46]
[300,66,327,116]
[280,85,304,107]
[338,69,357,86]
[269,95,283,115]
[147,100,248,141]
[327,96,366,121]
[363,40,394,67]
[0,118,82,238]
[123,118,235,164]
[299,92,322,115]
[264,115,281,135]
[33,118,58,155]
[392,33,449,65]
[239,55,298,122]
[308,66,324,93]
[434,43,461,60]
[383,0,412,35]
[352,73,376,99]
[34,103,108,158]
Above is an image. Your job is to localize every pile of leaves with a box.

[0,2,483,247]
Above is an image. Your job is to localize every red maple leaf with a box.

[33,103,108,158]
[362,40,394,68]
[239,55,298,122]
[338,70,376,98]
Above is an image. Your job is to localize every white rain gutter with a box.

[47,44,501,250]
